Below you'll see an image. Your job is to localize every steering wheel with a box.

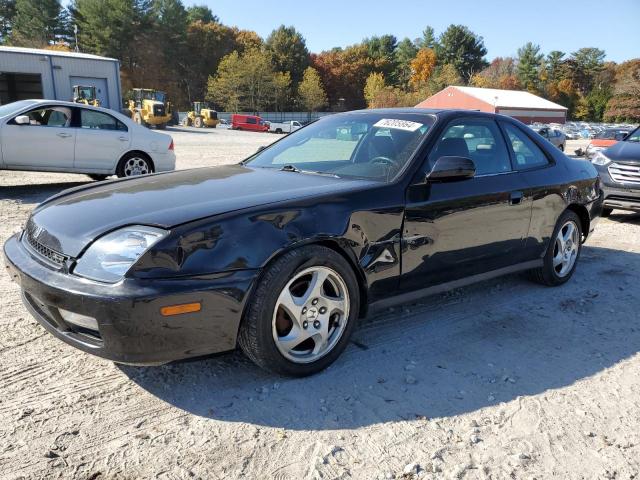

[371,156,398,167]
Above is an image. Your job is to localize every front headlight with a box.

[74,226,168,283]
[592,151,611,166]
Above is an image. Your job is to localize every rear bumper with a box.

[4,234,259,365]
[152,151,176,172]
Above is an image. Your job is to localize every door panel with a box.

[400,117,532,292]
[2,106,75,169]
[74,108,130,172]
[402,175,532,291]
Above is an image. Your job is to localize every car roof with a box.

[343,107,520,124]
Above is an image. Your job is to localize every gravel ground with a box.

[1,130,639,480]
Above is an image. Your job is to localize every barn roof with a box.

[451,86,568,110]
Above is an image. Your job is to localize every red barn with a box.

[415,86,568,124]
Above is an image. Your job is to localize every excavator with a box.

[126,88,176,129]
[182,101,219,128]
[73,85,100,107]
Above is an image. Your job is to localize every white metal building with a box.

[0,46,122,110]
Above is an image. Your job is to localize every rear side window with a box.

[80,109,127,131]
[501,123,549,169]
[246,117,257,124]
[429,118,511,175]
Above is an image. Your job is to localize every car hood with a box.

[604,141,640,164]
[28,165,376,257]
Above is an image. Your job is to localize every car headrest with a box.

[435,137,470,158]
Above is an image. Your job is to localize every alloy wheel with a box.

[123,157,150,177]
[552,220,579,277]
[272,266,350,363]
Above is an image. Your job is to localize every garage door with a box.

[69,76,109,108]
[0,73,43,105]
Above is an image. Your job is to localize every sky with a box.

[183,0,640,62]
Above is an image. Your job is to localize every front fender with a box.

[131,188,405,302]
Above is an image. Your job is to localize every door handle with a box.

[118,136,129,142]
[510,191,524,205]
[57,132,72,138]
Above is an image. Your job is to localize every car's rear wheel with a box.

[238,245,360,377]
[529,210,582,286]
[559,144,565,152]
[116,153,153,178]
[601,208,613,217]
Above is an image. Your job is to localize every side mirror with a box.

[427,156,476,182]
[14,115,30,125]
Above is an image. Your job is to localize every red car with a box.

[231,114,269,132]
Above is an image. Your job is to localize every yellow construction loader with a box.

[73,85,100,107]
[182,101,219,128]
[127,88,174,129]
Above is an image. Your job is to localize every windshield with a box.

[141,91,166,103]
[596,129,625,140]
[626,127,640,142]
[0,100,37,118]
[246,112,434,181]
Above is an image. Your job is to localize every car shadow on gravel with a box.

[606,211,640,225]
[120,245,640,430]
[0,182,92,204]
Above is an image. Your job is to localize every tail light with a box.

[168,140,174,151]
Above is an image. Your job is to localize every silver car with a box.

[536,127,567,152]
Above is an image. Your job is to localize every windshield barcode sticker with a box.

[374,119,423,132]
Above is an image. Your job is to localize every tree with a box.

[568,48,606,94]
[364,72,386,107]
[234,29,262,52]
[186,4,217,24]
[10,0,64,47]
[471,57,520,90]
[395,37,418,88]
[417,26,437,49]
[545,50,565,82]
[265,25,309,85]
[362,34,398,81]
[184,20,238,103]
[207,48,275,113]
[517,42,544,92]
[206,51,243,112]
[272,71,291,112]
[0,0,16,43]
[311,44,376,110]
[298,66,327,112]
[410,48,437,87]
[605,59,640,122]
[436,25,487,81]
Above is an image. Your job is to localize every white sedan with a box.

[0,100,175,180]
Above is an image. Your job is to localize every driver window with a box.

[19,107,71,127]
[428,119,511,175]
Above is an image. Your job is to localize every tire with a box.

[194,116,204,128]
[528,210,582,286]
[156,123,166,130]
[238,245,360,377]
[559,144,565,152]
[181,116,190,127]
[116,152,153,178]
[88,174,108,181]
[601,208,613,218]
[275,128,283,134]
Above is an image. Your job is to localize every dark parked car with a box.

[4,109,603,376]
[591,126,640,216]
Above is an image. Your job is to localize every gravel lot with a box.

[1,129,639,479]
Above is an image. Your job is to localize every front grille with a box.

[608,163,640,185]
[24,230,67,267]
[153,105,166,117]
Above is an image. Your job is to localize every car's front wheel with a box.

[529,210,582,286]
[238,245,360,377]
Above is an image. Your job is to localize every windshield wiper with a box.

[279,164,341,178]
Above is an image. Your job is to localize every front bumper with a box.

[3,234,259,365]
[596,164,640,212]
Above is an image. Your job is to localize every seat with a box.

[369,135,397,159]
[434,137,470,158]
